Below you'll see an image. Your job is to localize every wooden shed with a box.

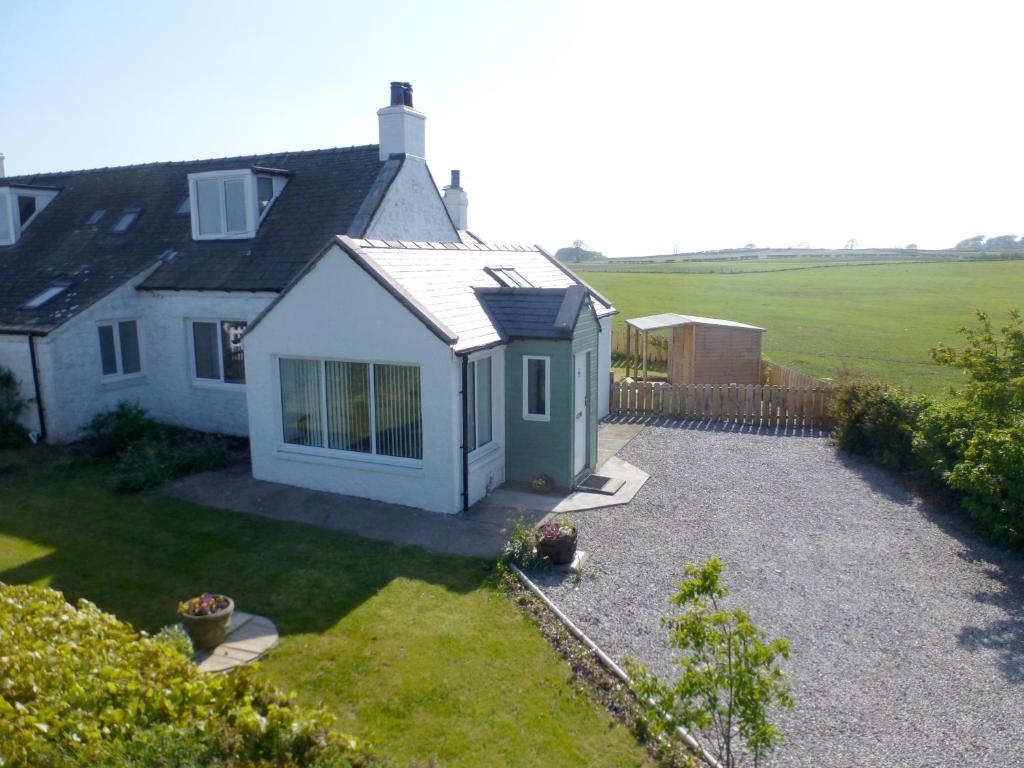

[624,313,764,385]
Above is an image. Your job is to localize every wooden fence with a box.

[611,329,668,364]
[611,380,834,428]
[761,360,831,388]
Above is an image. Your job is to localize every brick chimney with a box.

[377,82,426,162]
[442,170,468,230]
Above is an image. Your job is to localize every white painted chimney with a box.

[377,82,426,162]
[0,153,5,178]
[443,170,468,230]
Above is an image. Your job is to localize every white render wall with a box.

[365,158,458,243]
[245,245,465,514]
[137,290,274,435]
[25,266,274,442]
[598,315,612,418]
[0,334,41,435]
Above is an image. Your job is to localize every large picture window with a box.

[192,320,247,384]
[98,320,141,378]
[523,356,550,421]
[467,356,493,452]
[279,357,422,461]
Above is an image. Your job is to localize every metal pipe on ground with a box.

[509,563,724,768]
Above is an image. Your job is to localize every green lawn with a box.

[579,259,1024,395]
[0,449,651,768]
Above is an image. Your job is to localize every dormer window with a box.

[0,186,59,246]
[187,168,287,240]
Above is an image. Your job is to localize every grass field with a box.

[0,449,651,768]
[576,258,1024,395]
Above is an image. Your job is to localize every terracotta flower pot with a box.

[179,596,234,650]
[536,529,578,565]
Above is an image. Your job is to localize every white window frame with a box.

[275,355,424,469]
[189,319,247,388]
[97,319,144,381]
[0,187,58,246]
[522,355,551,422]
[467,352,495,458]
[187,170,285,241]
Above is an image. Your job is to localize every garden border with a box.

[509,563,723,768]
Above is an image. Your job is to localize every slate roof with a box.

[317,237,615,353]
[476,286,590,340]
[0,146,386,333]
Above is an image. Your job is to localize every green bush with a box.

[0,367,30,449]
[831,380,926,471]
[83,401,165,456]
[113,436,230,493]
[0,582,384,768]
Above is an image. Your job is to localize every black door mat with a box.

[575,474,626,495]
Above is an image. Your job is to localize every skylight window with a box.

[86,209,107,225]
[485,266,534,288]
[23,282,70,309]
[111,208,140,234]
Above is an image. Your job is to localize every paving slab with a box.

[192,611,279,674]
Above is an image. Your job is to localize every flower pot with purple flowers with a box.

[535,518,578,565]
[178,593,234,650]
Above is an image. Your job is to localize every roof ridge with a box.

[1,144,381,181]
[351,238,540,252]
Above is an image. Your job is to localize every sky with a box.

[3,0,1023,256]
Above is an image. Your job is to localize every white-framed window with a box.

[187,170,286,240]
[191,320,247,385]
[522,356,550,421]
[98,320,142,379]
[467,355,493,453]
[278,357,423,463]
[0,186,58,245]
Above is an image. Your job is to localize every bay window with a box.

[467,356,493,452]
[279,357,422,462]
[192,320,247,385]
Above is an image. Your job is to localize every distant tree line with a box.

[954,234,1022,251]
[555,239,607,262]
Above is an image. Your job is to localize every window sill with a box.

[469,442,502,465]
[192,378,247,392]
[275,446,425,477]
[99,374,148,391]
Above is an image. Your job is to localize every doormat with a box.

[576,474,626,496]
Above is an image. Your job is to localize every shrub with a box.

[0,367,30,449]
[625,559,793,768]
[83,401,164,456]
[0,582,384,768]
[831,380,926,471]
[113,435,229,493]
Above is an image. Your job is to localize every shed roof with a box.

[626,312,764,332]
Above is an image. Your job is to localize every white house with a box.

[0,82,615,513]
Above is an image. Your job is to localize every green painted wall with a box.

[504,301,601,489]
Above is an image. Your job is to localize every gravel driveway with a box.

[537,420,1024,767]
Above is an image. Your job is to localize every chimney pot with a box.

[389,81,405,106]
[402,82,414,108]
[451,170,461,188]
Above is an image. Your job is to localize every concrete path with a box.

[164,421,647,559]
[192,611,278,673]
[164,463,542,558]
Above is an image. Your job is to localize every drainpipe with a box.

[460,354,470,511]
[27,334,46,442]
